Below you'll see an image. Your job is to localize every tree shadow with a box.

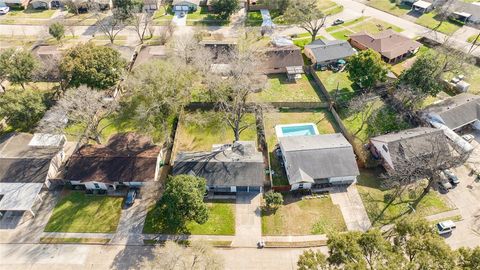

[109,245,156,270]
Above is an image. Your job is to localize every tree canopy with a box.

[210,0,239,19]
[283,0,326,42]
[59,42,126,90]
[158,175,209,231]
[0,48,39,90]
[347,49,388,90]
[264,190,283,210]
[49,22,65,42]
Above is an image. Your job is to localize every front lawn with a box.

[330,29,354,40]
[467,34,479,43]
[366,0,410,16]
[143,200,235,235]
[349,18,404,33]
[175,111,257,152]
[263,110,339,186]
[248,74,326,103]
[415,13,462,35]
[326,16,368,32]
[316,70,356,104]
[292,35,325,50]
[246,11,263,26]
[44,191,123,233]
[5,8,56,18]
[356,169,454,226]
[262,195,347,235]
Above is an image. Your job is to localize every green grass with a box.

[349,18,404,33]
[246,11,263,26]
[323,5,344,16]
[415,13,462,35]
[175,111,257,152]
[366,0,411,16]
[331,29,354,40]
[39,237,110,244]
[44,191,123,233]
[263,110,339,186]
[467,34,479,43]
[292,35,325,50]
[316,71,356,104]
[356,169,454,226]
[5,8,56,18]
[327,16,368,32]
[143,201,235,235]
[249,74,326,103]
[262,195,347,235]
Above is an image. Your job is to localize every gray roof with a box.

[453,1,480,20]
[305,39,356,63]
[423,93,480,130]
[0,133,61,184]
[279,134,359,184]
[172,0,200,5]
[370,127,450,168]
[173,141,264,187]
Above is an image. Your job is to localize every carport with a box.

[0,183,43,218]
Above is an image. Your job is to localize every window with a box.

[298,183,304,189]
[94,183,100,189]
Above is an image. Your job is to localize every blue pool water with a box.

[281,125,317,137]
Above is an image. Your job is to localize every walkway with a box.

[330,185,371,231]
[232,192,262,247]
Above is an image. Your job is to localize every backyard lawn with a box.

[263,110,339,186]
[366,0,410,16]
[44,191,123,233]
[356,169,454,226]
[175,111,257,152]
[248,74,326,103]
[316,70,356,104]
[415,13,462,35]
[143,200,235,235]
[262,194,347,235]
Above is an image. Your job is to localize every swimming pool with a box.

[275,123,319,138]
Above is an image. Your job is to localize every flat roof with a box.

[413,0,432,9]
[0,183,43,211]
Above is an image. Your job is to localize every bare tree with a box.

[345,93,380,140]
[130,9,154,44]
[95,9,127,44]
[142,241,223,270]
[63,0,84,15]
[37,86,118,144]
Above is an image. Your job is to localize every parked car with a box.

[0,2,10,14]
[443,169,459,185]
[437,172,452,193]
[124,189,137,207]
[462,134,475,143]
[179,11,186,17]
[332,19,344,25]
[436,220,456,235]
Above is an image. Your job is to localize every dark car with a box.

[124,189,137,207]
[332,19,344,25]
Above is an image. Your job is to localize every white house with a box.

[172,0,200,12]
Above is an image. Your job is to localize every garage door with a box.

[174,5,189,11]
[237,186,248,192]
[248,186,261,192]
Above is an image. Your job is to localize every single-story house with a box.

[422,93,480,131]
[30,0,57,9]
[278,134,360,190]
[61,133,163,191]
[412,0,434,13]
[263,46,304,80]
[172,0,200,12]
[3,0,29,8]
[304,39,356,66]
[173,141,265,194]
[200,39,238,62]
[348,30,422,63]
[133,46,169,69]
[0,133,65,218]
[450,1,480,24]
[369,127,450,172]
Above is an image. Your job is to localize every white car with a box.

[437,220,456,235]
[0,2,9,14]
[462,134,475,142]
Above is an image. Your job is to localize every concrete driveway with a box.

[232,192,262,247]
[172,11,187,26]
[444,165,480,249]
[330,185,371,232]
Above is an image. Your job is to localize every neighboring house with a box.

[0,133,65,217]
[172,0,200,11]
[30,0,55,9]
[133,45,169,69]
[278,134,360,190]
[451,1,480,24]
[423,93,480,131]
[173,141,265,194]
[3,0,29,7]
[245,0,276,11]
[61,133,163,191]
[200,39,238,62]
[348,30,422,63]
[369,127,449,172]
[412,0,434,13]
[263,46,304,80]
[304,39,356,67]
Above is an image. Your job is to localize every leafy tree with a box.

[113,0,142,20]
[264,190,283,210]
[49,22,65,42]
[0,88,49,131]
[59,43,126,90]
[210,0,239,20]
[122,59,195,141]
[0,48,39,90]
[457,247,480,269]
[347,49,388,90]
[159,175,209,231]
[284,0,326,42]
[297,249,328,270]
